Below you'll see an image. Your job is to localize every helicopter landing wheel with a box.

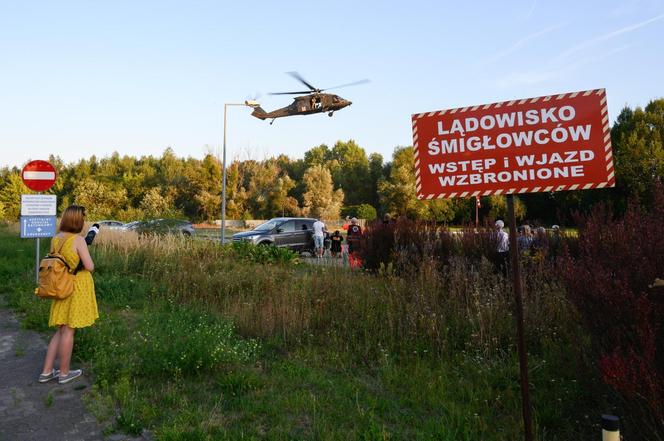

[328,112,334,117]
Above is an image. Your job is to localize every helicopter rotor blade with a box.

[268,91,314,95]
[321,79,370,92]
[287,71,318,92]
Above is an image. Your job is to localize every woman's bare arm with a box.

[74,235,95,272]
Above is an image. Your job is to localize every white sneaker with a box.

[59,369,83,384]
[38,369,60,383]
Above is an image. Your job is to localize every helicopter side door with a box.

[292,97,310,113]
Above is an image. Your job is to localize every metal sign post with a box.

[475,196,480,228]
[507,195,533,441]
[21,215,57,283]
[35,238,40,284]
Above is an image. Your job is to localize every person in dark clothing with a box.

[347,218,363,255]
[531,226,547,256]
[516,225,533,254]
[330,230,344,257]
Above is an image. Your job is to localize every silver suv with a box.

[232,217,317,252]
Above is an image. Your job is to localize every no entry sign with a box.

[21,160,57,192]
[411,89,614,199]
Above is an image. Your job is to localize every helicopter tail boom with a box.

[251,106,268,120]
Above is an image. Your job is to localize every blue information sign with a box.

[20,216,57,238]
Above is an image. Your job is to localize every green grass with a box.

[44,390,54,408]
[0,230,51,331]
[0,225,602,440]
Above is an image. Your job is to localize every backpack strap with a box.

[50,233,76,256]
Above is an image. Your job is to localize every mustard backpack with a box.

[37,235,76,300]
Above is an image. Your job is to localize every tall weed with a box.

[91,226,578,369]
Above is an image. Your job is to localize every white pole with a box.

[220,101,260,245]
[221,104,228,245]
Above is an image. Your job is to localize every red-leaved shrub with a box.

[560,185,664,438]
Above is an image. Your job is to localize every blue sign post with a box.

[20,216,57,238]
[21,215,57,283]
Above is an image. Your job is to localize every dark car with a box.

[232,217,316,252]
[125,219,195,237]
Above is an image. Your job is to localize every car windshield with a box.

[253,220,278,231]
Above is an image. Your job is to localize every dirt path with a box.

[0,303,145,441]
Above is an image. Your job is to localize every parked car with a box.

[125,219,195,237]
[95,220,124,230]
[120,221,142,231]
[232,217,317,253]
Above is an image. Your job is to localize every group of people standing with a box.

[311,216,363,259]
[494,219,561,274]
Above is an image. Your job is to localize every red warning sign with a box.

[21,160,57,192]
[411,89,614,199]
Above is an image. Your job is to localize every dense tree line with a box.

[1,100,662,224]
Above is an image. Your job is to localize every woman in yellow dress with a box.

[39,205,99,384]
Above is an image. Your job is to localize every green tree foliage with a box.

[368,153,385,208]
[195,190,220,223]
[610,99,664,208]
[327,140,372,206]
[176,154,222,221]
[302,140,374,207]
[73,178,128,220]
[486,195,526,222]
[243,160,299,219]
[378,147,455,222]
[302,164,344,219]
[304,144,332,167]
[0,172,31,221]
[341,204,377,220]
[276,154,307,207]
[224,161,248,219]
[140,187,175,219]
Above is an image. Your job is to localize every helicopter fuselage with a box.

[252,93,352,121]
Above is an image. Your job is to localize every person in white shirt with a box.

[495,219,509,275]
[312,218,326,258]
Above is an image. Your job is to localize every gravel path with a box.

[0,303,147,441]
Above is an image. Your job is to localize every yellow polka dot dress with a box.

[48,234,99,328]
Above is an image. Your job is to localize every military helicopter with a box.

[249,72,368,124]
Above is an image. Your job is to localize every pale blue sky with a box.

[1,0,663,168]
